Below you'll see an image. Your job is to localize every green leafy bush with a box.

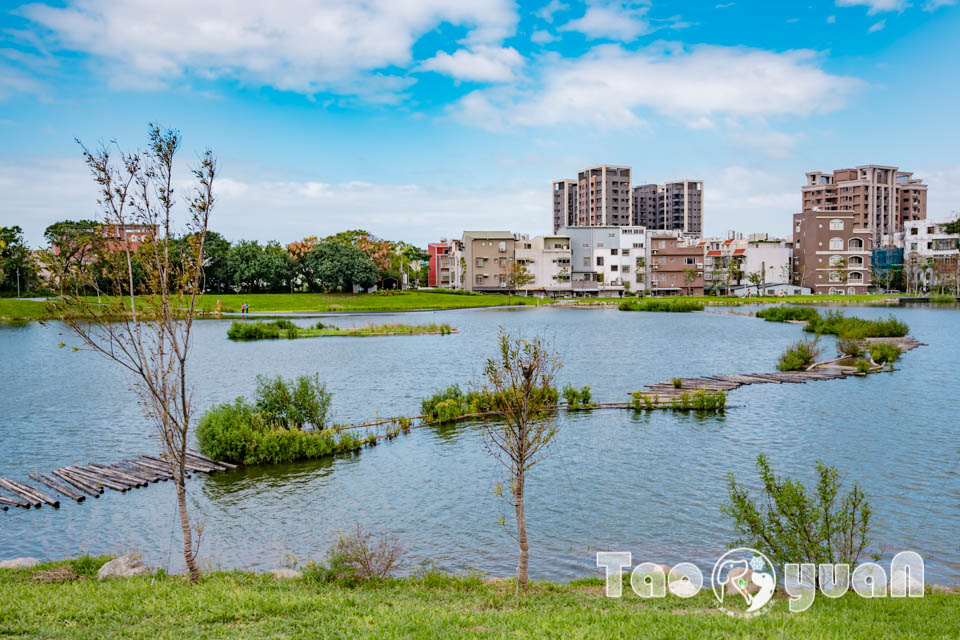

[756,307,821,323]
[196,399,362,465]
[777,338,822,372]
[619,299,704,312]
[255,373,331,430]
[855,359,872,373]
[562,384,595,410]
[672,377,683,389]
[723,454,873,566]
[869,342,902,365]
[420,383,559,423]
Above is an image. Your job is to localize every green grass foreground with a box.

[1,564,957,639]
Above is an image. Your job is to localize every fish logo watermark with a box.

[711,548,776,617]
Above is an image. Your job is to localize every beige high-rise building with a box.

[802,165,926,248]
[577,165,632,227]
[552,180,578,234]
[658,180,703,233]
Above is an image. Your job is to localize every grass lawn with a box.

[0,298,48,322]
[227,319,456,340]
[198,291,544,314]
[1,562,957,639]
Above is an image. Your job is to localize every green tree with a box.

[43,219,102,295]
[307,241,378,292]
[0,226,39,295]
[481,330,561,590]
[198,231,232,292]
[723,454,873,567]
[682,267,698,296]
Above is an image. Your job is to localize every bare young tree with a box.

[481,330,560,589]
[49,124,216,582]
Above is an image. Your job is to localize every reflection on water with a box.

[1,305,958,582]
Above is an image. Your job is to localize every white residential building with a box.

[559,226,648,296]
[903,218,960,292]
[515,235,572,296]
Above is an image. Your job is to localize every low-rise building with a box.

[560,226,648,297]
[647,231,704,296]
[792,210,873,294]
[903,218,960,293]
[515,235,572,296]
[427,239,464,289]
[462,231,516,292]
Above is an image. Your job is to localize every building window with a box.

[910,227,918,235]
[684,257,696,265]
[597,243,604,248]
[498,241,507,252]
[829,255,843,266]
[475,275,484,284]
[829,272,841,282]
[849,256,863,265]
[829,219,844,230]
[829,237,844,250]
[848,238,864,249]
[596,256,604,267]
[610,249,618,256]
[658,240,666,249]
[849,272,863,282]
[475,258,484,267]
[611,265,618,271]
[622,249,630,256]
[583,257,590,267]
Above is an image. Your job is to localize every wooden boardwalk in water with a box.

[0,451,237,510]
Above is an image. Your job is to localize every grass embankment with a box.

[0,298,47,322]
[227,319,455,341]
[1,562,957,639]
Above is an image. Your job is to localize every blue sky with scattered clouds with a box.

[2,0,959,247]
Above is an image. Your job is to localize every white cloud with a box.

[827,14,838,22]
[417,46,524,83]
[451,43,862,130]
[17,0,518,100]
[923,0,956,9]
[868,19,887,31]
[560,1,654,41]
[704,166,797,238]
[715,3,736,8]
[531,29,560,44]
[0,60,45,99]
[835,0,910,14]
[727,130,803,159]
[0,157,548,248]
[536,0,570,22]
[916,165,960,220]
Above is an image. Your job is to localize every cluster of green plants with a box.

[195,374,363,465]
[804,310,908,339]
[776,338,822,372]
[420,384,501,423]
[756,306,821,323]
[837,337,864,358]
[561,384,595,410]
[667,390,726,411]
[672,377,683,389]
[855,359,872,374]
[227,319,299,340]
[619,298,704,312]
[629,391,659,410]
[869,342,902,365]
[420,383,559,423]
[227,319,454,340]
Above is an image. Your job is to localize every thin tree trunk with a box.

[514,469,529,588]
[175,471,200,582]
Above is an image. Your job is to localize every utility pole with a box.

[16,266,20,298]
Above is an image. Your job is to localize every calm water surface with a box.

[1,305,958,582]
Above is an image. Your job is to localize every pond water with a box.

[1,305,958,583]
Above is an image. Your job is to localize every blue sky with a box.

[2,0,959,247]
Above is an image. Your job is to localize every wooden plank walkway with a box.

[0,450,237,511]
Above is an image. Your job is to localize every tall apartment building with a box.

[631,183,659,228]
[903,218,960,292]
[427,239,463,289]
[792,210,873,294]
[629,180,703,234]
[577,165,632,227]
[552,180,578,233]
[462,231,516,292]
[802,165,927,248]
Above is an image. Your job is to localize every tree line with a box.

[0,222,430,296]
